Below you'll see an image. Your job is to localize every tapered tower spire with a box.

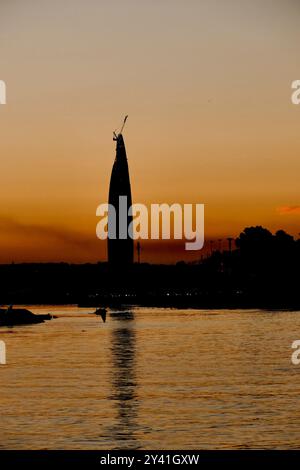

[108,117,134,267]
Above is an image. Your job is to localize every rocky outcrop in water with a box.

[0,308,54,327]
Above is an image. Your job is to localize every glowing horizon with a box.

[0,0,299,263]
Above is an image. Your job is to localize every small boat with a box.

[0,307,54,327]
[94,308,107,323]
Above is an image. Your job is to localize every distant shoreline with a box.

[4,299,300,311]
[0,239,298,311]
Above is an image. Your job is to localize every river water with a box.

[1,306,300,449]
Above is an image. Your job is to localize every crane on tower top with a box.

[113,115,128,141]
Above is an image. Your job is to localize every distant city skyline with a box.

[0,0,299,263]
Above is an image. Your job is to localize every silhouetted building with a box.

[108,122,134,267]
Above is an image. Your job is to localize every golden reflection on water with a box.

[1,307,300,449]
[107,310,140,449]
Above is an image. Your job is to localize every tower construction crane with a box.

[113,115,128,140]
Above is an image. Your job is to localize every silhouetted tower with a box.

[108,116,134,267]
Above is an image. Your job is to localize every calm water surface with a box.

[1,306,300,449]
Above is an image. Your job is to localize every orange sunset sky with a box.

[0,0,300,263]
